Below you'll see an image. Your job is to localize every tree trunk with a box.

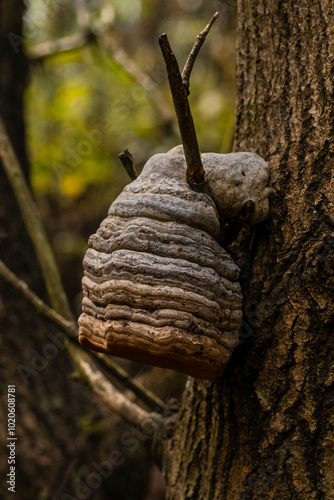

[159,1,334,498]
[0,5,153,499]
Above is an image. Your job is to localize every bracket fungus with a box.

[78,14,273,379]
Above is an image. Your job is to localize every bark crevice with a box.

[160,1,334,498]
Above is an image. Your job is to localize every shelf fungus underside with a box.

[78,153,243,379]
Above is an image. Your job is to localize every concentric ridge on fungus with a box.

[78,153,243,379]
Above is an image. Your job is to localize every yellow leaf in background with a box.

[60,174,87,199]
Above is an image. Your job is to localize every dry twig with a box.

[69,343,161,428]
[27,33,88,59]
[159,34,205,185]
[0,116,73,319]
[181,12,219,95]
[0,115,163,426]
[0,259,77,337]
[118,149,137,181]
[27,30,175,129]
[158,14,219,184]
[96,353,165,411]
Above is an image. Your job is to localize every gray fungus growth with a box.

[78,148,273,379]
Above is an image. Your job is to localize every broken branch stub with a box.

[118,149,137,181]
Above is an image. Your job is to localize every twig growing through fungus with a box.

[158,13,218,186]
[159,34,205,186]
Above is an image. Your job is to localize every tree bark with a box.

[158,1,334,498]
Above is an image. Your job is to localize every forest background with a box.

[0,1,236,499]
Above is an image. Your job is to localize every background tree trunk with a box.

[0,4,155,499]
[0,4,93,498]
[160,1,334,498]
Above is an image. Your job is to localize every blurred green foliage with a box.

[23,0,237,296]
[24,0,236,196]
[18,3,237,496]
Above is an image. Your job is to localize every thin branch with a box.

[118,149,137,181]
[181,12,219,95]
[0,260,164,424]
[0,258,164,413]
[72,2,169,117]
[0,259,77,337]
[0,116,73,320]
[27,30,175,130]
[159,34,205,185]
[68,343,161,428]
[101,33,175,127]
[96,353,165,411]
[0,116,162,427]
[27,33,88,60]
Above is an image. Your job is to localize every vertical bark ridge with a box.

[160,1,334,498]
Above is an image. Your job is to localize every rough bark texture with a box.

[159,1,334,498]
